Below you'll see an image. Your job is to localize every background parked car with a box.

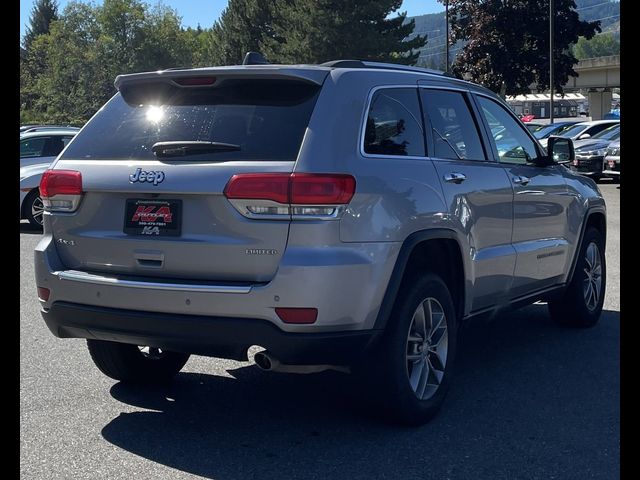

[20,125,80,134]
[570,124,620,181]
[524,122,546,134]
[539,119,619,148]
[20,128,78,168]
[20,128,78,227]
[531,121,580,142]
[603,139,620,180]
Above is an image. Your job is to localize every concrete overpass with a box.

[565,55,620,119]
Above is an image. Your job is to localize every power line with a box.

[576,1,616,12]
[418,46,463,59]
[590,13,621,21]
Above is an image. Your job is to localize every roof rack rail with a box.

[320,59,455,77]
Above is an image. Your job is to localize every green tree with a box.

[206,0,276,65]
[23,0,59,50]
[445,0,600,95]
[573,32,619,59]
[21,0,196,125]
[263,0,427,64]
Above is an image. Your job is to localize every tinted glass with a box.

[20,137,47,158]
[558,124,589,138]
[592,124,620,140]
[364,88,425,156]
[61,79,320,161]
[533,123,576,139]
[478,97,539,165]
[585,123,617,137]
[42,136,67,157]
[420,90,485,160]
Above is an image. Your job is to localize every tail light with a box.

[40,170,83,212]
[224,173,356,220]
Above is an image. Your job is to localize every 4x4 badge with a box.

[129,168,165,186]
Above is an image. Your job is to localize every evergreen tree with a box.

[208,0,276,65]
[263,0,426,64]
[23,0,59,49]
[445,0,600,95]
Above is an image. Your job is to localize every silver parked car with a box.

[539,119,619,148]
[20,129,78,227]
[602,139,620,180]
[35,56,606,425]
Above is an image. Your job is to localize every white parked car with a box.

[20,129,78,226]
[20,129,78,168]
[538,119,619,148]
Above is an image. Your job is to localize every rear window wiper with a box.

[152,141,241,158]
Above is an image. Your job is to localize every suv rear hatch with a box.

[47,69,327,282]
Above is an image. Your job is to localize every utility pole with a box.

[445,0,450,72]
[549,0,555,123]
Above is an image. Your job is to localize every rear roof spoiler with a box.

[114,66,330,91]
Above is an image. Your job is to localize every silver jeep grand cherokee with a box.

[34,56,606,425]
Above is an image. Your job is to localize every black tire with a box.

[23,189,44,228]
[86,340,190,383]
[548,227,606,328]
[366,273,458,426]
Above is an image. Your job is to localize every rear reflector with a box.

[275,308,318,324]
[224,173,356,205]
[174,77,217,86]
[37,287,50,302]
[40,170,82,198]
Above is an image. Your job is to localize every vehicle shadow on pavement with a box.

[19,222,43,235]
[102,305,619,480]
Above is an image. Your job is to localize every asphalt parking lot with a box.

[20,183,620,480]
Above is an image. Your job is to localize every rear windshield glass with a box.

[61,79,321,161]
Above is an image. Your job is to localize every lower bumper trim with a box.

[42,301,379,365]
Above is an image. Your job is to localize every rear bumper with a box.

[35,233,400,332]
[42,301,379,364]
[602,169,620,177]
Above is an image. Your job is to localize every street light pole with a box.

[445,1,450,72]
[549,0,555,124]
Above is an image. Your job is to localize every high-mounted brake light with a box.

[224,173,356,220]
[40,170,83,213]
[174,77,217,86]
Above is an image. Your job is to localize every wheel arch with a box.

[21,187,40,219]
[566,207,607,285]
[374,229,469,331]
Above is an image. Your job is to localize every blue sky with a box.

[20,0,444,39]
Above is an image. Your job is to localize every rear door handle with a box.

[443,172,467,184]
[512,175,531,186]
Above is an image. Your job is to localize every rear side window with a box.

[20,137,47,158]
[586,123,617,137]
[60,79,320,161]
[363,88,425,156]
[420,89,485,161]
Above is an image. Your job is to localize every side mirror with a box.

[579,133,591,139]
[547,136,575,164]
